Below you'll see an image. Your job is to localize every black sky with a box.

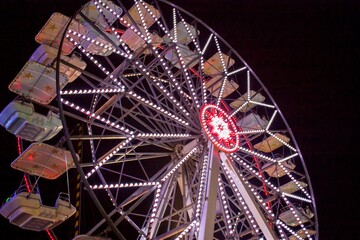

[0,0,358,239]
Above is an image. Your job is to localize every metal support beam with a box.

[176,139,199,220]
[197,143,220,240]
[154,224,188,240]
[148,176,177,239]
[219,152,277,240]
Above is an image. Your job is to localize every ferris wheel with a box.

[0,0,318,239]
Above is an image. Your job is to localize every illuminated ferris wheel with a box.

[0,0,318,239]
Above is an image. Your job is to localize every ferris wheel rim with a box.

[55,0,318,238]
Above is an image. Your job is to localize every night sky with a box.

[0,0,358,239]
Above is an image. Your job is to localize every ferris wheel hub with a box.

[200,104,240,153]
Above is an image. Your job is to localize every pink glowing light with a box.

[200,104,239,153]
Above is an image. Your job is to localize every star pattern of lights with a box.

[200,104,240,153]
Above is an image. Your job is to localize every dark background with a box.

[0,0,358,239]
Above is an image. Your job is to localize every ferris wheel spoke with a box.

[76,153,172,168]
[169,68,203,120]
[220,169,265,238]
[60,87,124,95]
[278,195,315,238]
[67,29,130,59]
[40,102,128,137]
[195,143,219,239]
[133,138,197,149]
[69,134,128,140]
[87,167,169,237]
[173,50,201,111]
[130,106,174,133]
[57,59,123,90]
[128,108,195,133]
[118,161,175,208]
[136,132,194,139]
[147,45,202,122]
[60,97,133,134]
[64,38,127,88]
[146,175,177,238]
[138,102,181,134]
[135,8,203,115]
[113,192,156,236]
[227,66,247,77]
[110,90,189,133]
[95,166,152,183]
[231,150,311,202]
[133,1,152,41]
[117,153,191,239]
[113,103,167,133]
[237,146,278,163]
[265,130,297,152]
[230,152,314,236]
[125,90,190,127]
[97,185,157,237]
[278,163,312,200]
[132,146,198,238]
[64,38,129,89]
[141,0,172,35]
[212,36,231,107]
[148,75,196,125]
[276,220,303,240]
[91,154,195,232]
[219,152,278,239]
[89,134,135,167]
[217,177,237,236]
[230,154,275,190]
[84,90,194,132]
[176,167,195,220]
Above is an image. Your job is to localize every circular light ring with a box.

[200,104,240,153]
